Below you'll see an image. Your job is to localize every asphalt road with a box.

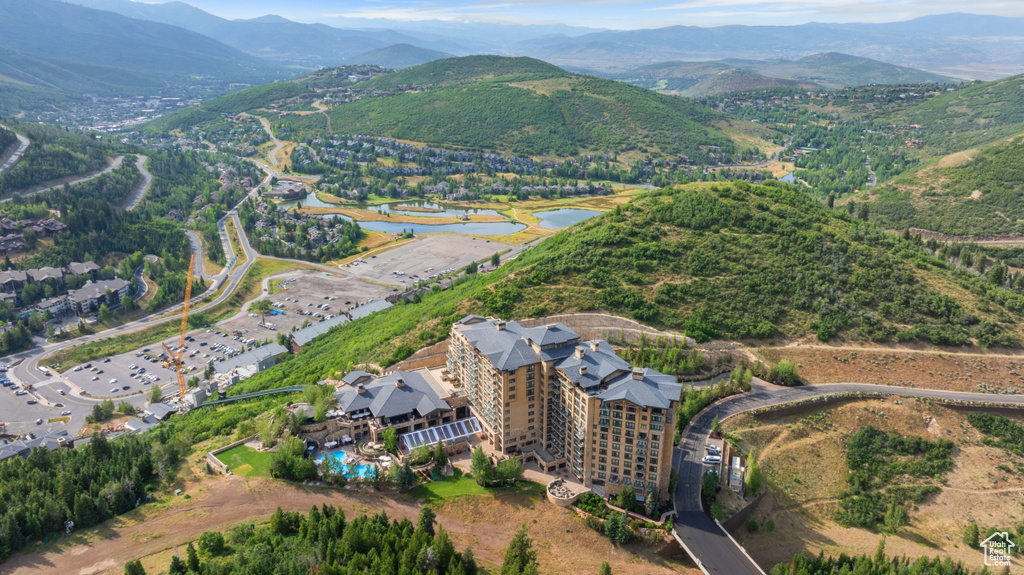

[4,166,272,432]
[0,155,126,204]
[184,231,207,280]
[124,155,152,210]
[672,380,1024,575]
[0,124,30,172]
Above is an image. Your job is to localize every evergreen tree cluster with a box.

[149,505,482,575]
[0,434,153,561]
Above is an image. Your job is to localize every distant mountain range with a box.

[511,14,1024,79]
[0,0,285,98]
[64,1,1024,80]
[595,53,955,97]
[347,44,453,70]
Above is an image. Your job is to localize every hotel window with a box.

[623,469,631,477]
[528,418,534,424]
[613,411,623,419]
[626,414,636,422]
[624,445,633,453]
[598,472,606,479]
[612,420,622,428]
[599,449,607,456]
[599,456,606,464]
[649,465,658,472]
[625,422,636,430]
[651,458,658,465]
[528,411,535,416]
[599,441,607,448]
[611,459,619,467]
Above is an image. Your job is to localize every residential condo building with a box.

[446,315,681,501]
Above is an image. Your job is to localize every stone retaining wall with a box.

[206,434,259,475]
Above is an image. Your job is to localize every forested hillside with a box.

[491,181,1024,346]
[149,56,760,160]
[867,135,1024,236]
[886,74,1024,154]
[0,122,117,196]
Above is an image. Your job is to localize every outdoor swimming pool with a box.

[315,450,375,478]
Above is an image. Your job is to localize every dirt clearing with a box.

[7,474,695,575]
[725,398,1024,572]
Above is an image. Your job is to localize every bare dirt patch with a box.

[760,346,1024,393]
[6,474,696,575]
[725,399,1024,572]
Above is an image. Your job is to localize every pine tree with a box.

[168,555,186,575]
[963,521,980,547]
[186,542,201,573]
[598,561,612,575]
[500,525,538,575]
[418,505,436,538]
[124,559,146,575]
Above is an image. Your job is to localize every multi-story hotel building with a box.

[446,315,681,501]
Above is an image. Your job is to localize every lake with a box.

[323,213,526,236]
[534,208,603,230]
[278,196,501,219]
[780,172,796,183]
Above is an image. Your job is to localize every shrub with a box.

[766,359,800,385]
[747,519,759,533]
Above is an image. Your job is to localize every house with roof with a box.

[0,269,28,293]
[447,316,680,501]
[70,278,130,314]
[66,261,100,280]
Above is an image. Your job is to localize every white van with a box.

[702,455,722,465]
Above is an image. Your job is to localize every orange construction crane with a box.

[163,254,195,402]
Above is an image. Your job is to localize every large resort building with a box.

[446,315,681,501]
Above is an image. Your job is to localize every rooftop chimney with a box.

[395,377,405,387]
[356,383,366,394]
[575,346,586,359]
[579,366,588,376]
[496,321,506,331]
[631,368,644,381]
[589,341,599,352]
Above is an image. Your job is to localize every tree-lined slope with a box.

[491,181,1024,347]
[867,135,1024,236]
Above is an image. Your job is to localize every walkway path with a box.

[0,123,30,172]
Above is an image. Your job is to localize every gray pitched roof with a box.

[519,323,579,347]
[336,370,450,420]
[348,299,392,320]
[71,278,129,302]
[341,370,373,385]
[0,270,27,283]
[598,368,682,410]
[66,261,99,275]
[292,314,349,346]
[28,267,64,282]
[214,342,287,373]
[555,341,632,389]
[144,402,176,420]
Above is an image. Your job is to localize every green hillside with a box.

[492,181,1023,347]
[315,57,741,157]
[866,135,1024,236]
[887,74,1024,153]
[151,56,755,159]
[360,55,569,89]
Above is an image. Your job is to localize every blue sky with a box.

[184,0,1024,29]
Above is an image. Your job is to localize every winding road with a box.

[671,380,1024,575]
[0,155,126,204]
[124,155,152,210]
[0,124,30,173]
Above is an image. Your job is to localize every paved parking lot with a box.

[218,270,393,335]
[62,327,255,400]
[343,235,510,287]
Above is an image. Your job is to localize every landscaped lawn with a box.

[410,469,546,503]
[218,444,272,477]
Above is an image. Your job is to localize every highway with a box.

[0,124,30,173]
[671,380,1024,575]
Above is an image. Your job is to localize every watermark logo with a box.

[980,531,1015,568]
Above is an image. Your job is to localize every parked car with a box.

[702,455,722,465]
[61,410,71,416]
